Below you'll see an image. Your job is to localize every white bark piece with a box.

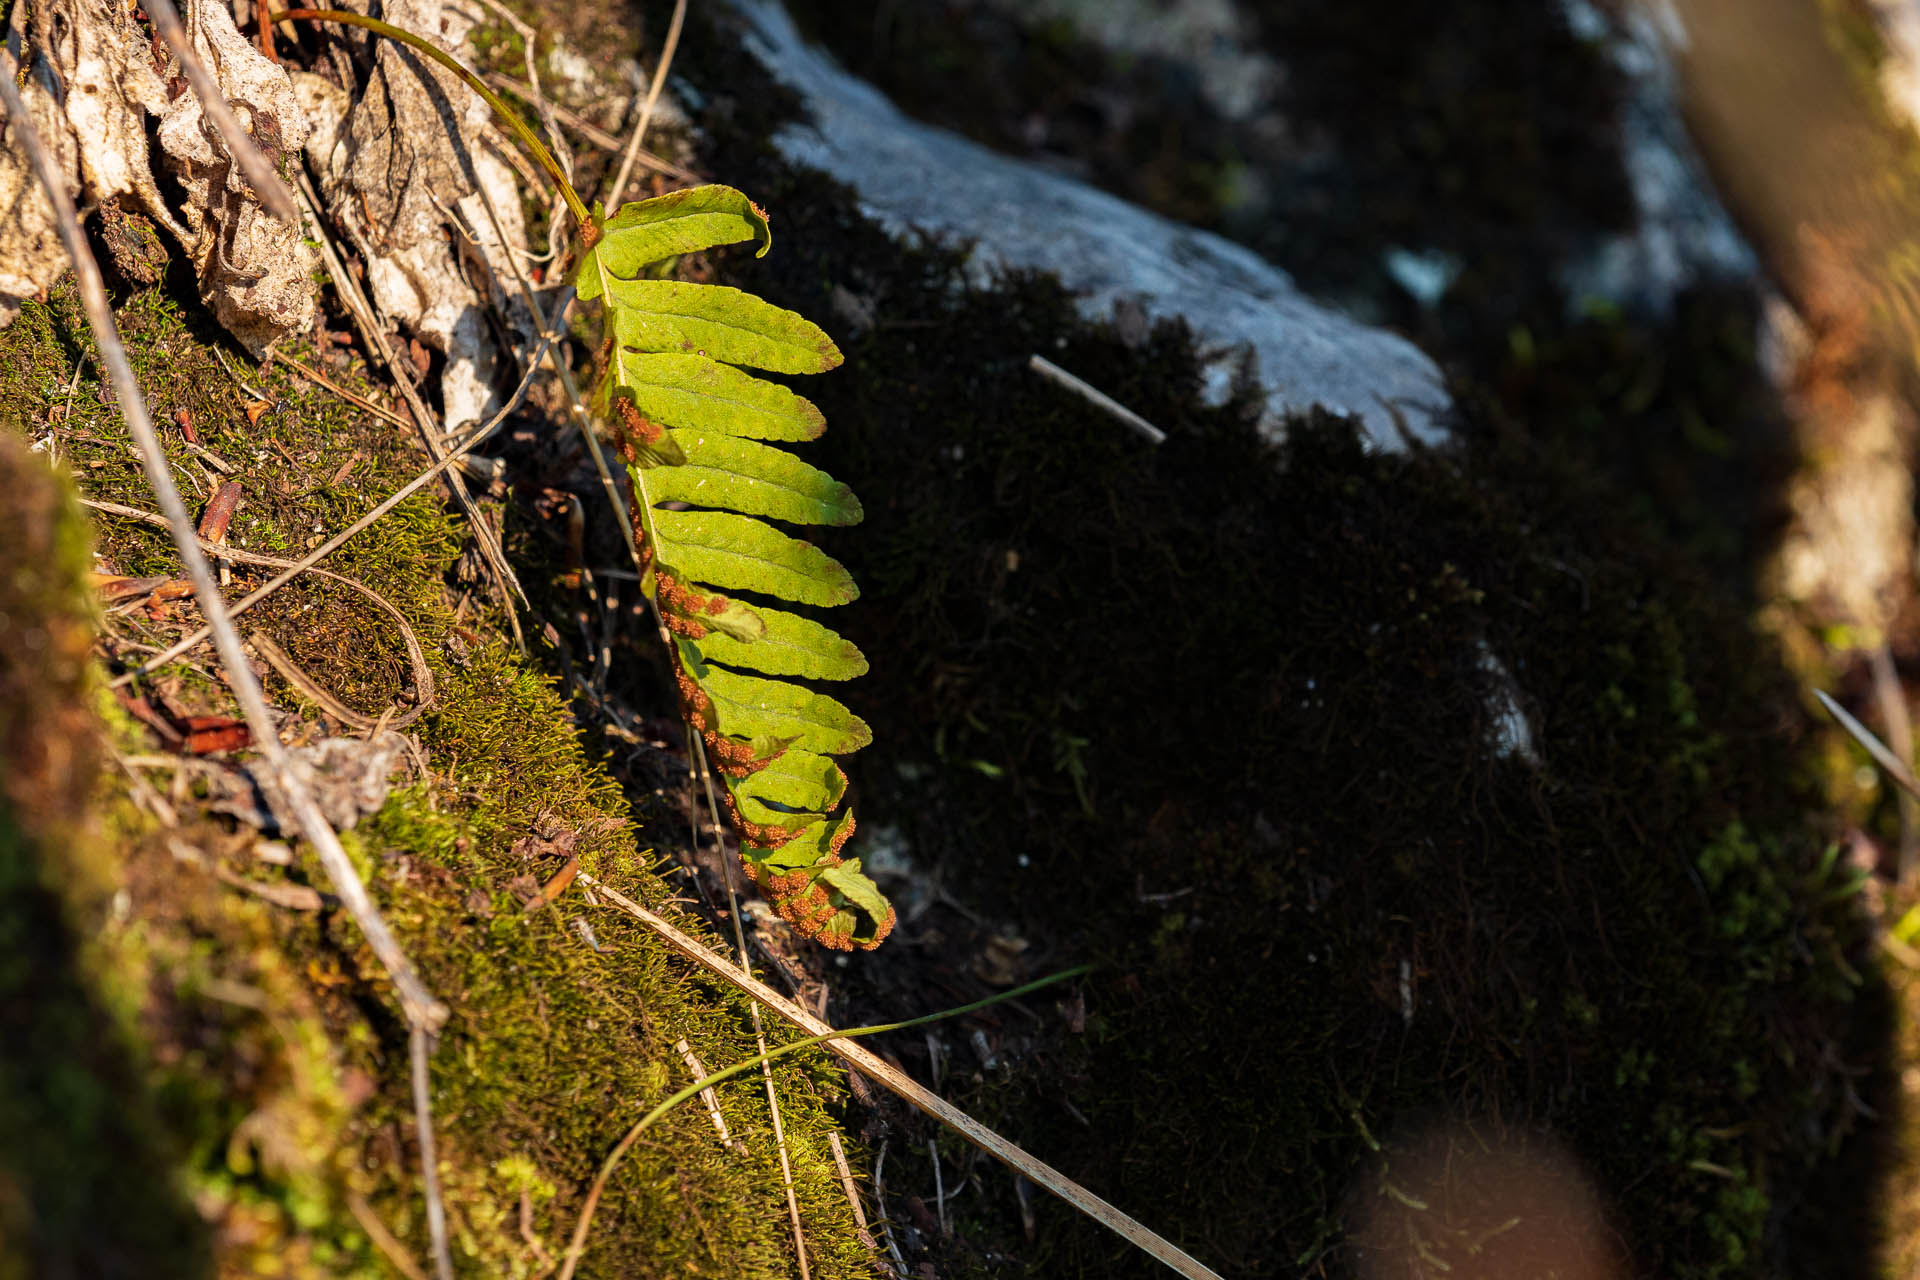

[154,0,317,354]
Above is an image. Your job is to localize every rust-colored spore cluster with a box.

[615,396,665,446]
[739,812,896,952]
[657,571,737,641]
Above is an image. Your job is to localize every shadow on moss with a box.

[0,436,211,1277]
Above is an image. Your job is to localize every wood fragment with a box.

[827,1131,883,1259]
[520,855,580,913]
[674,1036,741,1151]
[182,716,250,755]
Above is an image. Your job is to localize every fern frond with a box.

[577,184,894,950]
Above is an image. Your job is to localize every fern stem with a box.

[269,8,590,226]
[557,965,1092,1280]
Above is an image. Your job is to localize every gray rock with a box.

[732,0,1451,451]
[1554,0,1758,314]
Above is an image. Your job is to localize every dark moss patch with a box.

[615,9,1887,1277]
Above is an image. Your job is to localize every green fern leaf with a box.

[746,812,856,866]
[611,352,828,441]
[736,748,849,816]
[652,431,861,526]
[693,604,867,681]
[651,508,857,606]
[590,183,892,949]
[609,281,842,374]
[699,663,872,756]
[573,186,771,302]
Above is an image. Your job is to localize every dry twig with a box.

[1028,354,1167,445]
[603,0,686,210]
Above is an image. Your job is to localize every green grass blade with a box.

[609,280,843,374]
[652,508,857,606]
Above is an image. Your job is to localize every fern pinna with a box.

[574,186,894,951]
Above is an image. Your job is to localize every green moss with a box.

[0,270,881,1275]
[0,436,211,1277]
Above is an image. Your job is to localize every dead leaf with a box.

[209,731,408,833]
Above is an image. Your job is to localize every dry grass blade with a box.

[576,872,1225,1280]
[142,0,299,223]
[483,71,697,180]
[347,1193,430,1280]
[250,628,402,732]
[1817,687,1920,799]
[410,1024,456,1280]
[0,55,454,1279]
[272,352,415,429]
[604,0,686,210]
[826,1131,881,1259]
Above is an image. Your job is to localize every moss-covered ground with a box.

[0,271,878,1278]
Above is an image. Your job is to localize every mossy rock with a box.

[651,8,1881,1277]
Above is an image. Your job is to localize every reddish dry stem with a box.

[197,480,244,543]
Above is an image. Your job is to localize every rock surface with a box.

[733,0,1452,450]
